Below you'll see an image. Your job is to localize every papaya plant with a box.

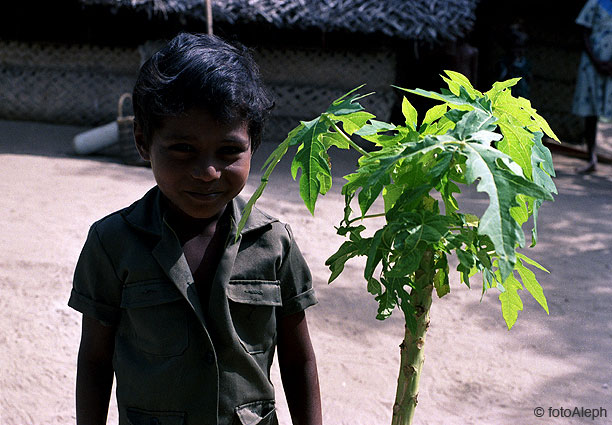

[237,71,558,425]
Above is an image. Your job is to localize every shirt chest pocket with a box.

[227,280,282,355]
[120,281,188,357]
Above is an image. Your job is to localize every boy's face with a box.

[136,109,251,219]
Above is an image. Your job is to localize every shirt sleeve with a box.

[68,223,123,326]
[276,224,318,317]
[577,0,598,28]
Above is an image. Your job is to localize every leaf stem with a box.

[347,212,386,224]
[329,120,371,157]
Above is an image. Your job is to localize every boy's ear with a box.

[133,120,151,162]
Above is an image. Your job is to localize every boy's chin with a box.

[169,197,228,221]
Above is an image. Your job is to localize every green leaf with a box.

[375,289,397,320]
[364,229,385,281]
[320,131,350,150]
[433,264,450,298]
[449,109,498,142]
[342,148,404,215]
[422,104,448,126]
[290,117,333,214]
[442,70,483,99]
[497,118,534,179]
[461,142,553,281]
[399,86,484,111]
[402,96,418,129]
[367,277,382,295]
[484,78,520,103]
[516,252,549,273]
[326,240,364,283]
[491,89,559,142]
[498,274,524,329]
[327,85,370,116]
[515,257,549,314]
[331,111,376,135]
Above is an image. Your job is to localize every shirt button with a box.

[205,350,215,365]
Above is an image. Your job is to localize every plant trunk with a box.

[391,250,435,425]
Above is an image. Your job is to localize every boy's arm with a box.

[277,311,322,425]
[76,315,116,425]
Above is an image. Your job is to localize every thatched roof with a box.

[78,0,479,43]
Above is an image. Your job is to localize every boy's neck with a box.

[164,197,230,240]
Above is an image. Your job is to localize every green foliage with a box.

[238,71,557,331]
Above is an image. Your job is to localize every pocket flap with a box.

[235,400,276,425]
[121,281,184,308]
[126,407,185,425]
[227,280,282,306]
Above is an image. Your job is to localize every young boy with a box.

[69,33,322,425]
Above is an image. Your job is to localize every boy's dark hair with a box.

[133,32,274,150]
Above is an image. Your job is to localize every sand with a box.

[1,120,611,425]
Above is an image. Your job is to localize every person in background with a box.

[572,0,612,173]
[496,21,532,99]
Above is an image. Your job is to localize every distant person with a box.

[448,38,479,85]
[572,0,612,173]
[496,21,532,99]
[68,32,322,425]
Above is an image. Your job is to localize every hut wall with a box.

[0,40,140,126]
[0,40,396,144]
[253,46,397,142]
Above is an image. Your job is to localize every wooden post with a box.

[206,0,213,35]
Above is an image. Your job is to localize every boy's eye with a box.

[168,143,195,153]
[219,146,246,155]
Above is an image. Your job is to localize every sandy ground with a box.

[1,119,611,425]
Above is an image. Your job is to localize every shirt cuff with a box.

[68,289,121,326]
[278,288,318,317]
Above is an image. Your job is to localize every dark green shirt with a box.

[69,187,317,425]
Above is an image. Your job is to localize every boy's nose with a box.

[191,163,221,181]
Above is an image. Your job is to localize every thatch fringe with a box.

[79,0,479,43]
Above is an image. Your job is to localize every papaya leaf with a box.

[367,277,382,295]
[497,115,535,178]
[531,132,557,190]
[355,119,397,137]
[326,239,364,283]
[364,228,386,281]
[331,110,376,135]
[395,86,486,111]
[461,142,553,281]
[290,117,333,214]
[491,89,559,142]
[448,109,498,142]
[433,257,450,298]
[441,70,483,99]
[320,131,350,149]
[498,274,524,330]
[375,288,397,321]
[422,103,448,127]
[342,148,404,215]
[516,252,550,273]
[515,257,549,314]
[402,96,418,129]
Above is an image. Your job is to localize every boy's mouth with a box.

[185,190,223,201]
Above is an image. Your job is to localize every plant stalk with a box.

[391,250,435,425]
[329,120,371,157]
